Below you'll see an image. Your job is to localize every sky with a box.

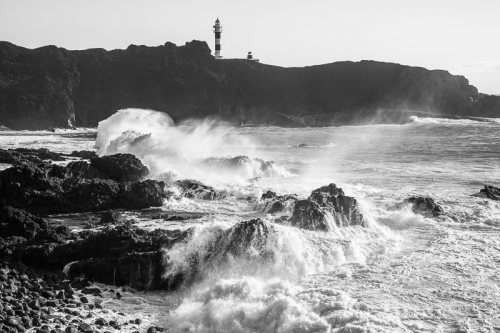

[1,0,499,94]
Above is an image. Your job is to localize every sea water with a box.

[0,110,499,332]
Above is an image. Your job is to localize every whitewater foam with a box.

[95,109,291,185]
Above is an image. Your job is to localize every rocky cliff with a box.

[0,40,499,129]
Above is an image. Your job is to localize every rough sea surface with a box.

[1,111,499,332]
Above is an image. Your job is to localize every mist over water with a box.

[95,109,290,184]
[2,109,499,332]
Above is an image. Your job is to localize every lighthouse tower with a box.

[213,18,222,59]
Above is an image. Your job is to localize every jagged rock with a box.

[51,225,192,290]
[90,154,149,182]
[0,152,167,213]
[150,211,204,221]
[289,183,365,231]
[99,210,122,224]
[0,206,68,243]
[263,194,298,214]
[0,148,65,165]
[164,219,272,290]
[121,180,168,208]
[174,179,225,200]
[69,150,97,159]
[261,190,277,200]
[404,196,443,217]
[475,185,500,200]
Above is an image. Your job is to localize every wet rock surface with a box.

[0,153,168,214]
[263,194,298,214]
[0,149,98,166]
[0,261,155,333]
[1,204,192,291]
[89,154,149,183]
[474,185,500,201]
[289,183,366,231]
[163,219,272,290]
[174,179,226,200]
[404,196,443,217]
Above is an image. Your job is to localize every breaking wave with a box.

[166,216,401,332]
[95,108,291,184]
[409,116,496,126]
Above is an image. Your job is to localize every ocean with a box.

[1,109,499,332]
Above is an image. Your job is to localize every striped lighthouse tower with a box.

[213,18,222,59]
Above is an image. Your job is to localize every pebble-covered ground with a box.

[0,262,163,333]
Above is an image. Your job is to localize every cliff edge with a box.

[0,40,499,129]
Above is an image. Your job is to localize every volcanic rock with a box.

[263,194,298,214]
[289,183,365,231]
[163,219,272,290]
[475,185,500,201]
[1,40,498,130]
[0,152,167,213]
[174,179,225,200]
[99,210,122,225]
[404,196,443,217]
[90,154,149,182]
[53,225,192,290]
[261,190,277,200]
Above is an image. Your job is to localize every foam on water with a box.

[2,109,500,332]
[95,109,291,185]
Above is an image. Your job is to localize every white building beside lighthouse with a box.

[213,18,222,59]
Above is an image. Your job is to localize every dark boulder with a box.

[174,179,225,200]
[404,196,443,217]
[120,179,168,208]
[0,152,167,213]
[475,185,500,201]
[99,210,122,225]
[0,206,68,243]
[68,150,97,159]
[261,190,277,200]
[0,148,65,165]
[163,219,272,290]
[263,194,298,214]
[90,154,149,182]
[289,183,365,231]
[56,225,191,290]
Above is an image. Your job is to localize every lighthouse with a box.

[213,18,222,59]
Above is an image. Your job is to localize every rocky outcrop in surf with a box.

[474,185,500,201]
[1,40,498,130]
[403,196,443,217]
[0,148,94,166]
[0,152,168,213]
[263,194,298,214]
[174,179,226,200]
[0,210,191,291]
[163,219,273,290]
[290,184,366,230]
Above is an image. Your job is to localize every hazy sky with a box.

[1,0,499,94]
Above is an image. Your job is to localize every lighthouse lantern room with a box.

[213,18,222,59]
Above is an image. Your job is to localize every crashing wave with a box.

[201,155,292,180]
[409,116,493,126]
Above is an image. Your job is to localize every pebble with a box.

[0,262,148,333]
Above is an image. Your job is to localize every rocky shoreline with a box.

[1,147,495,332]
[0,261,162,333]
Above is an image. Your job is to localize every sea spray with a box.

[95,108,291,184]
[172,277,331,333]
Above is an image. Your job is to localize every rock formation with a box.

[474,185,500,201]
[0,152,168,213]
[290,184,365,231]
[1,40,499,130]
[174,179,226,200]
[404,196,443,217]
